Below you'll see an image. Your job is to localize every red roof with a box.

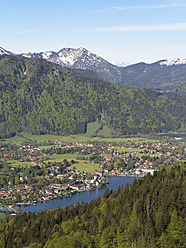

[0,191,10,196]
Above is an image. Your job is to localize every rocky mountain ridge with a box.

[1,46,186,68]
[1,46,186,95]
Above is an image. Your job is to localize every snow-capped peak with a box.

[0,47,12,56]
[41,51,53,59]
[159,58,186,66]
[52,47,104,68]
[57,48,84,66]
[20,47,106,68]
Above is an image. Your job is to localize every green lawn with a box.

[8,160,36,167]
[2,133,89,144]
[46,154,80,162]
[44,153,89,163]
[39,145,58,149]
[43,154,100,173]
[68,161,100,173]
[22,133,71,142]
[2,132,160,145]
[86,122,99,137]
[116,148,156,153]
[2,135,26,144]
[98,125,113,137]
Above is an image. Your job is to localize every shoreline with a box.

[2,183,109,210]
[1,175,141,211]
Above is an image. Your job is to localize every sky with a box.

[1,0,186,64]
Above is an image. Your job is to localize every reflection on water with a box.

[21,176,138,213]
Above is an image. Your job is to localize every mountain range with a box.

[1,46,186,95]
[0,54,185,138]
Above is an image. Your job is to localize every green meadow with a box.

[68,161,100,173]
[45,154,100,173]
[7,160,37,168]
[1,130,161,145]
[97,125,112,137]
[116,148,157,153]
[85,122,99,137]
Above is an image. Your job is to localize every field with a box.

[85,121,113,138]
[68,161,100,173]
[45,154,100,173]
[85,122,99,137]
[0,134,160,148]
[7,160,36,168]
[98,125,113,137]
[1,132,161,146]
[4,153,100,172]
[1,135,26,144]
[46,154,86,161]
[116,148,156,152]
[2,133,89,144]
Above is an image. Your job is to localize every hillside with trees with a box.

[119,61,186,96]
[0,55,185,138]
[0,162,185,247]
[1,47,186,95]
[82,60,186,96]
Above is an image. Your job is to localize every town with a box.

[0,136,185,213]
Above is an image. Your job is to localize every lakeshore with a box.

[1,135,185,215]
[15,176,136,213]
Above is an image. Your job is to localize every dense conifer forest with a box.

[0,162,185,247]
[0,55,186,138]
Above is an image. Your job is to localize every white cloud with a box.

[112,4,186,11]
[88,3,186,14]
[112,7,123,11]
[17,29,44,34]
[90,3,186,14]
[86,23,186,32]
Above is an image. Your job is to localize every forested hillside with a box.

[0,55,185,138]
[0,162,185,247]
[119,61,186,96]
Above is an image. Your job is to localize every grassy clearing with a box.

[90,137,160,143]
[43,154,100,173]
[46,154,78,161]
[116,148,156,153]
[2,133,88,144]
[86,122,99,137]
[39,145,58,149]
[7,160,36,168]
[130,137,161,143]
[98,125,112,137]
[2,135,26,144]
[44,154,89,162]
[68,161,100,173]
[2,132,160,145]
[22,133,67,142]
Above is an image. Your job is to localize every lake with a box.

[20,176,138,213]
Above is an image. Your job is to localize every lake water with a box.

[20,176,137,213]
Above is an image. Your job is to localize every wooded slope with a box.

[0,55,185,138]
[0,162,185,247]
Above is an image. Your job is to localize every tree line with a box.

[0,162,185,247]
